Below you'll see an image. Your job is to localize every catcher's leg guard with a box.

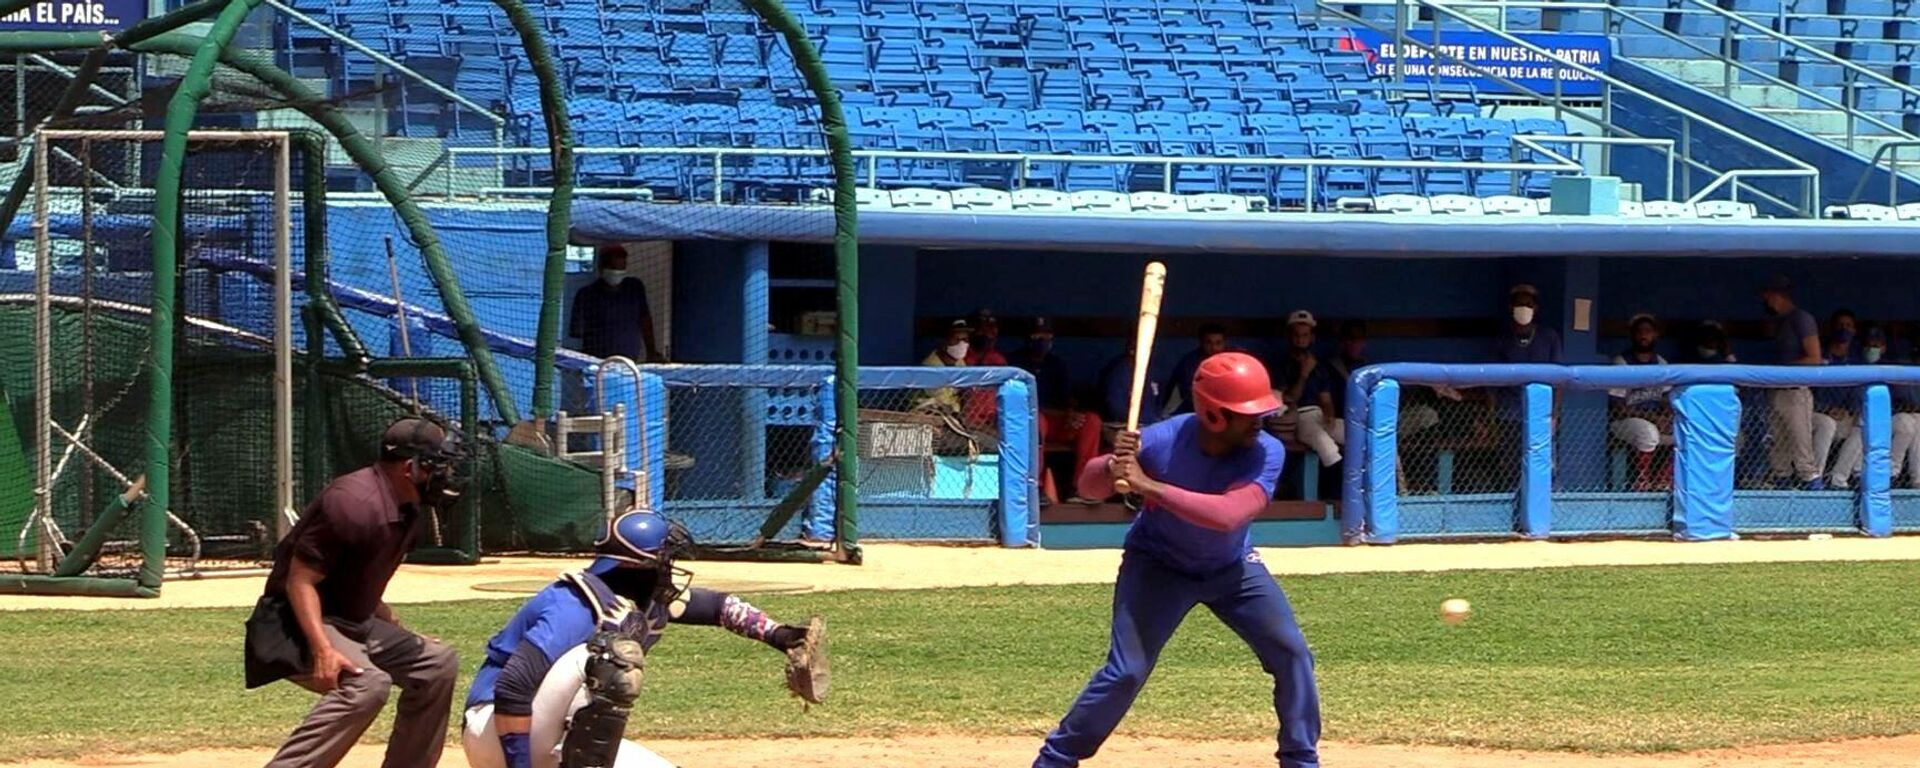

[561,632,647,768]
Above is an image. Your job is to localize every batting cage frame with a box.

[7,129,295,595]
[1342,363,1920,544]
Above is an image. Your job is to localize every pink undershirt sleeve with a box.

[1076,454,1117,500]
[1146,483,1269,532]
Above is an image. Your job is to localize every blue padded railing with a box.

[1341,363,1920,543]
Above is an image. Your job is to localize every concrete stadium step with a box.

[1641,58,1733,88]
[1756,107,1855,135]
[1822,134,1920,161]
[1728,84,1803,110]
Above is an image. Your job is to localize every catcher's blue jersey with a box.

[465,573,664,709]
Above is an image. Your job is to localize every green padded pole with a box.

[286,128,370,365]
[52,485,144,577]
[746,0,862,562]
[142,0,265,591]
[0,575,159,597]
[491,0,573,421]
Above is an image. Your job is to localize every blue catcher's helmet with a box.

[588,509,674,574]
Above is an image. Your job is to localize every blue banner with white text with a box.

[1,0,146,32]
[1342,28,1611,97]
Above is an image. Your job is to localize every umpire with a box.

[245,417,464,768]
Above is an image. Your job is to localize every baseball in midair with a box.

[1440,598,1472,625]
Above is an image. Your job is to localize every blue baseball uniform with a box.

[463,571,802,768]
[1035,414,1322,768]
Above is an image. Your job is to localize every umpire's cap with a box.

[380,417,460,464]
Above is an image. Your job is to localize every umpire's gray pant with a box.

[264,618,458,768]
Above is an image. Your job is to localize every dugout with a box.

[573,200,1920,547]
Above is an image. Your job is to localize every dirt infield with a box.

[12,734,1920,768]
[6,536,1920,612]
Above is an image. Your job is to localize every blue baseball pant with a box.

[1034,550,1321,768]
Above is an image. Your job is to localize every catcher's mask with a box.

[586,510,694,609]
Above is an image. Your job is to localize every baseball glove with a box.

[784,616,829,708]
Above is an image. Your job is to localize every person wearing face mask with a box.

[569,244,665,364]
[1688,320,1738,363]
[915,318,974,416]
[1018,317,1104,503]
[1272,310,1342,467]
[1482,284,1562,491]
[1494,284,1563,364]
[1760,275,1825,490]
[247,417,465,768]
[966,308,1011,367]
[1608,314,1672,491]
[1822,327,1896,490]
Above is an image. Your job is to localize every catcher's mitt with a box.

[784,616,829,708]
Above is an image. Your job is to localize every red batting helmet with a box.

[1192,352,1282,431]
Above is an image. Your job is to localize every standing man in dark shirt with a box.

[1018,318,1104,502]
[247,417,464,768]
[570,244,664,363]
[1761,275,1826,490]
[1160,323,1230,418]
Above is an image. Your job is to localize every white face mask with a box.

[1512,306,1535,327]
[1696,346,1719,359]
[945,341,969,360]
[1865,347,1884,364]
[600,270,623,287]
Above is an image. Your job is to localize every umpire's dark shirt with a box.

[263,466,423,623]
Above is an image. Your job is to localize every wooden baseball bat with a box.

[1113,261,1167,494]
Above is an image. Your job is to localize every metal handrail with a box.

[1353,0,1819,215]
[1846,140,1920,206]
[1511,135,1676,200]
[1329,0,1914,154]
[1663,0,1920,105]
[24,54,128,106]
[260,0,505,128]
[444,144,1586,210]
[1604,6,1911,149]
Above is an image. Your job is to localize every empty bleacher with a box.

[277,0,1570,206]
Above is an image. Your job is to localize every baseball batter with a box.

[461,510,828,768]
[1034,352,1322,768]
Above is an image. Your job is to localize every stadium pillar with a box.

[858,245,917,364]
[742,242,768,504]
[1558,255,1611,491]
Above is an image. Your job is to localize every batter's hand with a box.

[1111,455,1156,495]
[1112,430,1141,460]
[309,644,362,693]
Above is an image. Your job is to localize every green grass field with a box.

[2,560,1917,761]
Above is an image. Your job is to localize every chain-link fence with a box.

[1730,383,1866,532]
[639,365,1033,548]
[3,130,302,579]
[1392,383,1524,536]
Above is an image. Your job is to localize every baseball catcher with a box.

[462,509,829,768]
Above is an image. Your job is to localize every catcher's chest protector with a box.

[560,572,664,648]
